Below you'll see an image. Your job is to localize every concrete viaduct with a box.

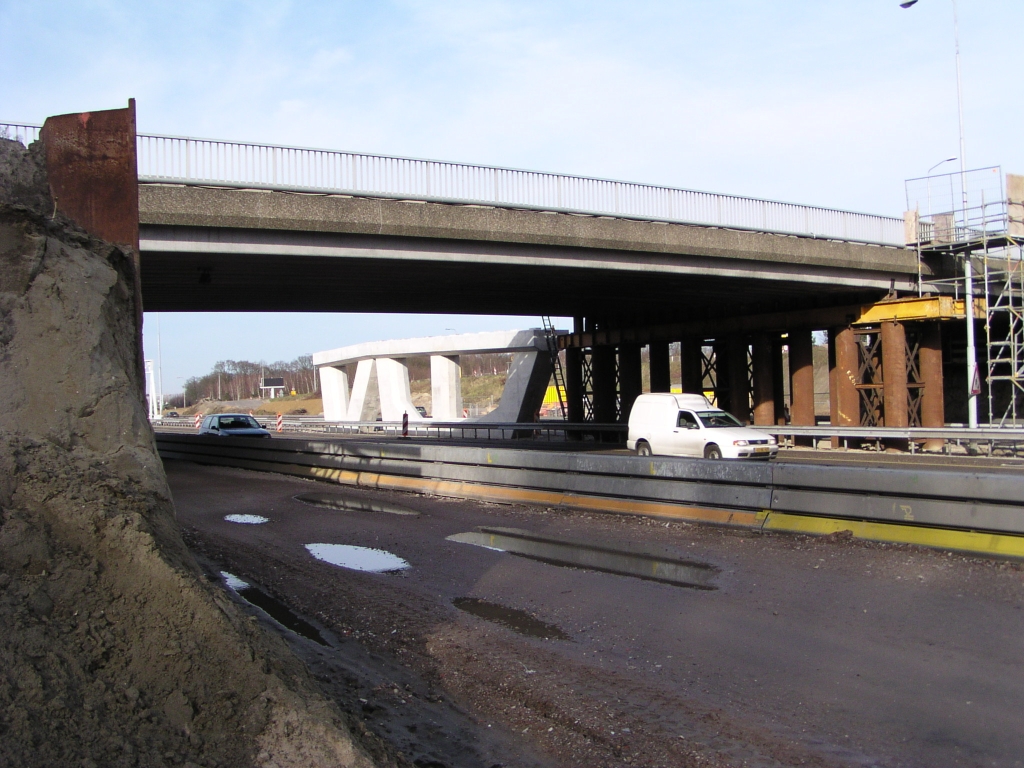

[12,103,987,436]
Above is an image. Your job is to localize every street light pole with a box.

[901,0,978,427]
[951,0,980,429]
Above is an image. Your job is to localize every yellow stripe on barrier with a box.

[760,511,1024,558]
[273,459,757,527]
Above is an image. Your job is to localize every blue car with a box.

[199,413,272,438]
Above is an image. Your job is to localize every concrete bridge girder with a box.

[137,184,924,316]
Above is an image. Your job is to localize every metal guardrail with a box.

[157,417,1024,452]
[154,434,1024,539]
[2,121,905,246]
[157,417,627,442]
[751,425,1024,454]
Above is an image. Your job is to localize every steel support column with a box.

[565,346,584,423]
[727,336,751,423]
[619,343,643,422]
[830,326,859,448]
[881,320,909,428]
[772,335,786,425]
[681,338,704,395]
[752,333,775,426]
[712,340,730,412]
[591,346,618,423]
[649,341,671,393]
[920,322,945,449]
[789,329,816,445]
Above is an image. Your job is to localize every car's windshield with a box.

[696,410,743,428]
[219,416,261,429]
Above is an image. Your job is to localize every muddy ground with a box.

[169,461,1024,768]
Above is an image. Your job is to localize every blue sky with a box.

[3,0,1022,393]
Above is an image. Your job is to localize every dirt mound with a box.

[0,140,381,767]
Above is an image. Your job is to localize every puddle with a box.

[224,514,269,524]
[453,597,570,641]
[220,571,328,646]
[305,543,410,573]
[295,492,419,516]
[447,527,718,590]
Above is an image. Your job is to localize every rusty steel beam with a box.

[39,100,142,383]
[919,322,945,449]
[788,329,816,446]
[559,303,866,349]
[41,100,139,250]
[751,333,775,426]
[830,326,859,448]
[881,321,909,429]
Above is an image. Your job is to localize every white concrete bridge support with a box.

[347,359,378,421]
[430,355,462,420]
[376,357,423,422]
[478,350,552,423]
[319,366,350,421]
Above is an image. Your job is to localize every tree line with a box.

[173,356,317,406]
[168,352,516,407]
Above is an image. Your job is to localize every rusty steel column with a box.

[619,344,643,422]
[789,329,816,445]
[40,100,139,250]
[919,322,945,450]
[565,346,584,423]
[591,346,617,424]
[829,326,859,448]
[681,338,704,395]
[772,335,786,425]
[649,341,671,393]
[751,333,775,426]
[881,321,909,428]
[40,100,141,380]
[727,336,750,423]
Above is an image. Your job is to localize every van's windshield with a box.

[696,410,743,428]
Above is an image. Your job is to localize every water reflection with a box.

[447,527,717,589]
[224,514,269,524]
[305,543,410,573]
[295,492,419,516]
[453,597,570,640]
[220,571,328,645]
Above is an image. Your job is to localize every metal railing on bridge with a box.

[2,120,905,246]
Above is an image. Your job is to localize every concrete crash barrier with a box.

[155,434,1024,558]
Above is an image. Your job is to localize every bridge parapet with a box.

[0,122,904,246]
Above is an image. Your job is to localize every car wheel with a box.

[704,444,723,460]
[636,441,653,457]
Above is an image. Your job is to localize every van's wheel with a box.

[704,444,722,460]
[636,441,653,457]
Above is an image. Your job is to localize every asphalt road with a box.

[167,460,1024,768]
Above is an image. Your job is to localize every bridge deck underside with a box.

[140,242,889,316]
[142,225,905,315]
[137,185,921,317]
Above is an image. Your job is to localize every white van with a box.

[627,393,778,460]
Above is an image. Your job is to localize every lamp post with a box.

[901,0,978,428]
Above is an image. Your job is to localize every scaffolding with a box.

[982,241,1024,425]
[906,166,1024,426]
